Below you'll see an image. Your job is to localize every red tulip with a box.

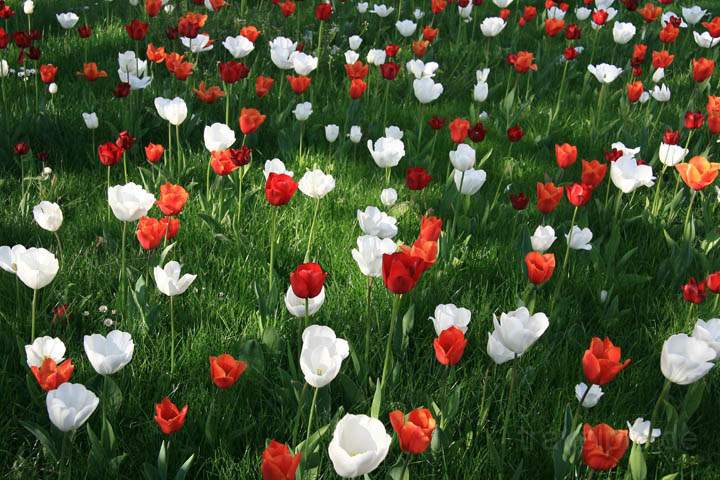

[154,397,188,435]
[289,263,327,299]
[525,251,555,285]
[389,408,436,454]
[382,252,425,294]
[419,215,442,242]
[31,358,74,391]
[582,337,631,386]
[566,183,592,207]
[156,183,189,216]
[581,160,607,189]
[209,354,247,389]
[98,142,123,166]
[555,143,577,169]
[349,78,367,99]
[39,64,58,84]
[125,19,149,41]
[314,2,332,20]
[433,326,467,366]
[582,423,629,471]
[145,143,165,164]
[536,182,563,214]
[261,440,301,480]
[405,167,432,190]
[509,192,529,210]
[287,75,311,94]
[137,216,167,250]
[380,62,400,80]
[219,61,249,84]
[507,125,524,142]
[449,118,470,143]
[256,76,275,97]
[265,173,298,206]
[705,271,720,293]
[626,81,644,103]
[239,108,266,135]
[681,277,707,304]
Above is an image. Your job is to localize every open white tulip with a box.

[367,137,405,168]
[691,318,720,359]
[162,97,188,125]
[612,22,636,44]
[453,168,486,195]
[351,235,397,277]
[357,206,398,239]
[413,78,443,104]
[56,12,79,29]
[693,31,720,48]
[430,304,471,336]
[659,143,688,167]
[328,414,391,478]
[487,307,549,364]
[682,6,707,25]
[84,330,134,375]
[203,123,236,152]
[575,383,603,408]
[25,336,66,368]
[384,126,403,140]
[16,248,59,290]
[300,325,349,388]
[33,201,63,232]
[293,102,313,121]
[263,158,294,179]
[290,51,318,75]
[380,188,397,206]
[588,64,623,84]
[0,244,27,273]
[660,333,715,385]
[223,35,255,58]
[108,183,155,222]
[480,17,506,37]
[610,156,655,193]
[565,226,593,251]
[181,34,213,53]
[46,383,99,432]
[366,49,386,66]
[650,84,671,102]
[82,112,99,129]
[269,37,297,70]
[531,225,556,253]
[370,4,394,17]
[395,19,417,37]
[406,59,439,79]
[627,418,661,445]
[299,169,336,199]
[285,286,325,317]
[153,261,197,297]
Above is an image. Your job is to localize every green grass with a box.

[1,0,720,478]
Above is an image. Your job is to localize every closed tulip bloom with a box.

[46,383,99,432]
[524,251,555,285]
[480,17,506,36]
[145,143,165,164]
[83,330,134,375]
[357,206,398,238]
[25,336,65,368]
[693,31,720,48]
[32,357,74,391]
[269,37,297,69]
[222,34,254,58]
[706,272,720,293]
[389,408,436,454]
[676,155,720,190]
[380,188,398,206]
[627,81,644,103]
[98,142,124,166]
[487,307,548,364]
[659,143,688,167]
[612,22,636,44]
[406,59,439,79]
[682,6,707,25]
[328,414,391,478]
[325,124,339,143]
[32,201,63,232]
[449,143,476,171]
[16,248,59,290]
[290,263,327,299]
[153,261,196,296]
[367,136,405,168]
[575,383,604,408]
[284,285,325,317]
[162,97,187,125]
[293,102,313,121]
[530,225,556,253]
[239,108,266,135]
[430,304,471,335]
[413,78,443,104]
[566,183,593,206]
[582,337,631,385]
[366,49,386,66]
[582,423,629,471]
[209,354,247,389]
[661,333,715,385]
[692,318,720,358]
[454,168,486,195]
[473,81,488,102]
[300,325,349,388]
[405,167,431,190]
[156,183,188,216]
[581,160,608,188]
[395,19,417,37]
[587,63,623,83]
[693,58,715,82]
[382,252,424,294]
[434,326,468,365]
[349,126,363,143]
[627,418,661,445]
[299,169,335,199]
[154,396,188,435]
[262,440,301,480]
[555,143,577,168]
[536,182,563,213]
[263,159,293,179]
[566,226,593,250]
[265,173,298,205]
[419,216,442,242]
[352,235,397,277]
[82,112,99,129]
[108,183,156,222]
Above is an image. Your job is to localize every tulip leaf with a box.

[681,380,705,420]
[157,440,168,480]
[20,421,57,462]
[388,463,411,480]
[338,373,362,408]
[629,443,647,480]
[370,377,382,418]
[173,454,195,480]
[660,475,678,480]
[104,376,123,415]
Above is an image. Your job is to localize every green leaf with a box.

[629,443,647,480]
[370,377,382,418]
[157,441,168,480]
[660,474,678,480]
[173,454,195,480]
[681,380,705,420]
[388,463,411,480]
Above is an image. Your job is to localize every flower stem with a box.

[500,355,518,454]
[379,294,402,400]
[170,295,175,375]
[304,387,319,453]
[30,288,37,340]
[683,189,697,241]
[268,207,278,292]
[646,379,672,451]
[364,277,374,373]
[119,221,127,317]
[304,199,321,262]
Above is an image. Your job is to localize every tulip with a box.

[691,318,720,359]
[349,126,363,143]
[357,206,398,239]
[612,22,636,44]
[555,143,577,169]
[269,37,297,70]
[396,19,417,37]
[413,78,443,104]
[367,136,405,183]
[203,123,236,152]
[587,63,622,84]
[389,408,436,454]
[209,354,247,389]
[627,418,661,445]
[25,336,66,368]
[290,263,327,300]
[299,170,335,260]
[565,226,593,251]
[300,325,349,388]
[610,156,655,194]
[325,124,339,143]
[33,201,63,233]
[154,396,188,435]
[480,17,506,37]
[32,357,74,391]
[575,383,604,408]
[284,285,325,318]
[430,304,471,336]
[453,168,486,196]
[154,261,196,374]
[406,59,439,79]
[263,159,293,179]
[582,337,631,386]
[82,112,99,129]
[434,326,468,366]
[83,330,134,375]
[262,440,301,480]
[486,307,549,364]
[328,414,391,478]
[222,34,254,58]
[582,423,629,471]
[16,247,59,339]
[108,183,155,222]
[524,251,555,285]
[661,333,715,385]
[449,143,476,171]
[56,12,79,29]
[682,6,707,25]
[380,188,398,206]
[265,173,298,292]
[352,235,397,278]
[47,383,99,432]
[0,244,27,275]
[156,183,188,216]
[536,182,563,214]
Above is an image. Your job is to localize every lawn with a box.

[1,0,720,478]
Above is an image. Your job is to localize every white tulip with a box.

[263,159,293,179]
[694,31,720,48]
[0,60,9,78]
[486,307,549,364]
[493,0,513,7]
[108,183,155,222]
[413,78,443,104]
[612,22,636,44]
[459,3,472,19]
[692,318,720,359]
[0,244,27,273]
[661,333,715,385]
[682,6,707,25]
[181,34,213,53]
[449,143,476,171]
[371,4,394,17]
[652,67,665,83]
[48,83,58,94]
[23,0,33,14]
[300,325,349,388]
[473,82,488,102]
[380,188,397,207]
[293,102,313,121]
[661,12,686,29]
[82,112,99,129]
[480,17,506,37]
[325,124,340,143]
[285,286,326,317]
[203,123,236,152]
[299,169,335,199]
[349,126,363,143]
[395,20,417,37]
[357,206,398,239]
[222,35,255,58]
[366,49,386,66]
[659,143,688,167]
[575,383,604,408]
[627,418,661,445]
[610,155,655,193]
[611,142,641,158]
[531,225,556,253]
[269,37,297,70]
[348,35,363,50]
[344,50,360,65]
[117,51,146,76]
[587,63,623,84]
[56,12,79,29]
[290,51,318,75]
[547,6,565,19]
[25,336,66,368]
[162,97,187,126]
[453,168,486,195]
[413,8,424,20]
[328,414,391,478]
[576,7,591,21]
[33,201,63,232]
[406,59,439,79]
[351,235,396,277]
[430,304,471,336]
[46,383,99,432]
[153,261,197,297]
[357,2,368,13]
[154,97,171,121]
[651,84,671,102]
[16,248,59,290]
[384,126,403,140]
[565,226,593,251]
[83,331,134,375]
[595,0,615,9]
[367,137,405,169]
